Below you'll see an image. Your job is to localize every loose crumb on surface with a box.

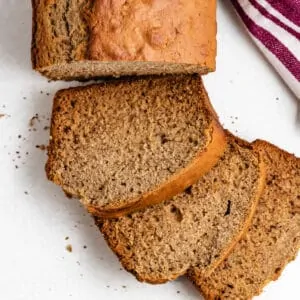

[122,285,126,289]
[177,291,181,294]
[29,114,40,127]
[24,191,29,195]
[65,236,69,240]
[36,144,47,151]
[83,245,87,249]
[0,113,5,118]
[66,245,72,252]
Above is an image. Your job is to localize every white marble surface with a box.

[0,0,299,299]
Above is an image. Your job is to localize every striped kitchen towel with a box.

[230,0,300,98]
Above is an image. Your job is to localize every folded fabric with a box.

[230,0,300,98]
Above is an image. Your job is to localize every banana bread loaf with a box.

[32,0,216,80]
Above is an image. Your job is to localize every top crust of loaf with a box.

[89,0,216,66]
[46,75,226,218]
[31,0,216,79]
[188,140,300,300]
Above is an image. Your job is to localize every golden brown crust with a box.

[89,0,216,68]
[87,119,227,218]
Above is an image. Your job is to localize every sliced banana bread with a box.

[31,0,216,80]
[46,75,226,218]
[188,140,300,300]
[95,134,265,283]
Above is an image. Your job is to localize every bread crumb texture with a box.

[96,134,265,283]
[46,75,222,215]
[189,140,300,300]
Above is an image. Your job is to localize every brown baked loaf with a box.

[46,75,226,218]
[94,134,266,283]
[31,0,216,80]
[188,140,300,300]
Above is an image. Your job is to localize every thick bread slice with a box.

[95,134,265,283]
[188,140,300,300]
[31,0,216,80]
[46,75,226,218]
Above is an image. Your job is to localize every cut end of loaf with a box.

[37,61,213,81]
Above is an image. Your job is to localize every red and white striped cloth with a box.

[230,0,300,98]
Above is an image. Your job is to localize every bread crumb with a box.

[65,236,69,240]
[122,285,126,289]
[66,245,72,252]
[24,191,29,195]
[36,144,47,151]
[0,114,5,118]
[83,245,87,249]
[29,114,39,127]
[177,291,180,294]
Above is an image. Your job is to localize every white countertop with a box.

[0,1,299,299]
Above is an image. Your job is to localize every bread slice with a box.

[188,140,300,300]
[31,0,216,80]
[94,134,266,283]
[46,75,226,218]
